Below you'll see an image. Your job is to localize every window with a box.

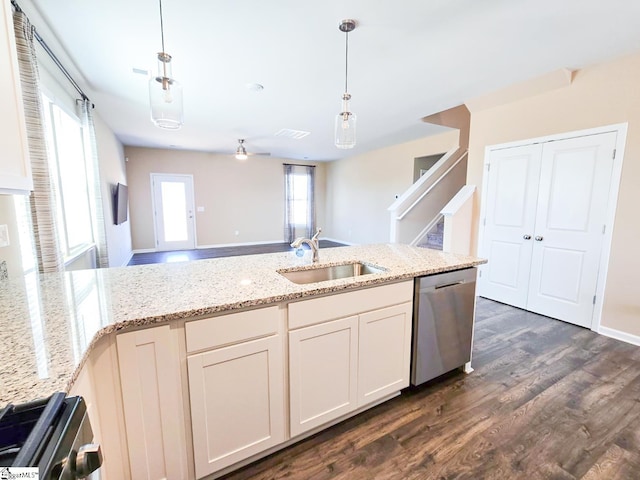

[284,164,316,242]
[290,173,309,226]
[41,95,95,259]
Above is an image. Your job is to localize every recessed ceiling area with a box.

[18,0,640,161]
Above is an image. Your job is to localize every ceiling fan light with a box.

[235,141,248,160]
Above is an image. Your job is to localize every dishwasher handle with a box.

[434,280,464,290]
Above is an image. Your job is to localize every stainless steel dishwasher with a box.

[411,267,477,386]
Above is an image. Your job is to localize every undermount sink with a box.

[278,262,386,285]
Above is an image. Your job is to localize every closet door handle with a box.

[523,235,531,240]
[535,236,544,241]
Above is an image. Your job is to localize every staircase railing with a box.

[441,184,475,255]
[388,147,468,244]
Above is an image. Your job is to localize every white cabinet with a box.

[288,281,413,437]
[358,303,412,407]
[116,325,188,480]
[186,306,285,479]
[288,315,359,437]
[0,0,32,193]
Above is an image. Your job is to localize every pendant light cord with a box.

[344,29,349,94]
[159,0,166,53]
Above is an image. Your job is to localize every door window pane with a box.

[161,181,188,242]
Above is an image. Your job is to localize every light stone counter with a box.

[0,244,485,404]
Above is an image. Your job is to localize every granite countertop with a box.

[0,244,486,404]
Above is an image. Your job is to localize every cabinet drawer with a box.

[288,281,413,330]
[186,306,279,353]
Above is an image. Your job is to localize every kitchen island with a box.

[0,244,485,479]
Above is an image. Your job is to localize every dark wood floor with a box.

[127,240,345,266]
[222,298,640,480]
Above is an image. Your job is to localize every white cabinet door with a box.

[116,326,188,480]
[527,133,616,326]
[358,302,413,407]
[188,335,285,478]
[0,0,32,193]
[479,143,542,308]
[481,131,618,328]
[289,315,359,438]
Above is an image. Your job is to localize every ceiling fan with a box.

[234,139,271,160]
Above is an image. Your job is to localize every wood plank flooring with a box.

[127,240,345,265]
[221,298,640,480]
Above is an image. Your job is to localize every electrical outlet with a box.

[234,230,240,236]
[197,206,205,212]
[0,225,9,247]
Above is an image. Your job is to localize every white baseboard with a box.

[131,248,156,254]
[598,326,640,347]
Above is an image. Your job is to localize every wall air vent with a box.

[274,128,310,139]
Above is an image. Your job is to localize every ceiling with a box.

[20,0,640,161]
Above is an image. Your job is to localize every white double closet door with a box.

[479,131,617,328]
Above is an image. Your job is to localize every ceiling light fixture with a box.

[149,0,183,130]
[235,139,248,160]
[335,19,356,149]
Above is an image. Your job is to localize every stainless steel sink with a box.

[278,262,386,284]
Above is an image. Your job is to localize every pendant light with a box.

[149,0,183,129]
[335,19,356,149]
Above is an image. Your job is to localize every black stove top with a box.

[0,392,87,478]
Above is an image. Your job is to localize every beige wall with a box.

[94,115,132,267]
[124,147,326,249]
[467,51,640,337]
[326,130,459,245]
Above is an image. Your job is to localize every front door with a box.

[151,173,196,251]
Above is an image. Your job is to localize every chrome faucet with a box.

[291,228,322,263]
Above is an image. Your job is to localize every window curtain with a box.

[13,10,64,273]
[283,164,295,243]
[283,164,316,243]
[78,99,109,268]
[305,166,316,239]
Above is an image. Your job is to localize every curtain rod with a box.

[11,0,91,103]
[283,163,316,168]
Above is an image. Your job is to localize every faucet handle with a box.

[311,228,322,241]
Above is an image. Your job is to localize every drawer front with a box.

[186,306,279,353]
[288,281,413,330]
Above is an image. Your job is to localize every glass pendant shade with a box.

[150,52,183,129]
[335,94,356,149]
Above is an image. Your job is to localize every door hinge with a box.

[487,163,491,172]
[613,148,617,159]
[483,218,486,226]
[602,224,606,234]
[479,270,483,278]
[593,295,596,305]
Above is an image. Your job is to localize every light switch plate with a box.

[0,225,9,247]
